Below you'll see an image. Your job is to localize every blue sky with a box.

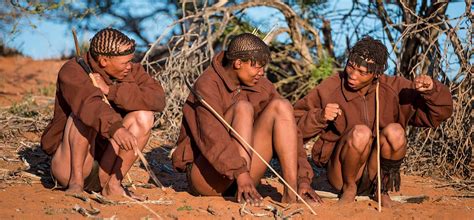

[3,1,468,61]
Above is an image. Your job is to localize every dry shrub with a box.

[141,1,471,188]
[141,14,228,145]
[404,74,473,190]
[0,96,51,142]
[142,1,331,145]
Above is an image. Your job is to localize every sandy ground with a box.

[0,56,472,219]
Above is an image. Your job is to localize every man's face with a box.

[100,53,134,80]
[235,60,265,87]
[344,61,376,91]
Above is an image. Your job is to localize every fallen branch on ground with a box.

[315,190,429,204]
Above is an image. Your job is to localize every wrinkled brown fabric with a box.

[41,52,166,155]
[294,72,453,167]
[172,51,314,185]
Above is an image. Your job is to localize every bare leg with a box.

[51,115,96,193]
[188,100,255,196]
[327,125,372,204]
[100,111,154,198]
[367,123,406,207]
[221,99,299,200]
[225,100,255,169]
[251,99,298,203]
[188,99,299,203]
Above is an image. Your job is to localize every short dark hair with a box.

[348,36,388,74]
[89,28,135,60]
[223,33,271,67]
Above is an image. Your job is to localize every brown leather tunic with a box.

[294,72,453,166]
[172,52,314,184]
[41,52,166,155]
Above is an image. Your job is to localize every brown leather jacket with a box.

[41,52,166,155]
[294,72,453,166]
[172,52,314,184]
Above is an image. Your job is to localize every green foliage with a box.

[177,205,193,211]
[38,84,56,97]
[309,54,334,85]
[1,0,86,41]
[8,95,39,117]
[10,0,66,15]
[220,19,266,43]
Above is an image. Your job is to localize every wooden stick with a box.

[185,80,317,215]
[72,28,81,57]
[72,29,110,105]
[134,147,165,190]
[127,173,136,190]
[376,81,382,212]
[263,24,278,42]
[122,194,163,220]
[314,190,429,204]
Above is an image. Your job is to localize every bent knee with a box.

[267,98,293,115]
[348,125,372,153]
[70,115,96,139]
[382,123,406,151]
[130,110,155,131]
[233,100,254,116]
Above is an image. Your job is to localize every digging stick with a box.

[71,29,164,190]
[376,81,382,212]
[184,80,317,216]
[71,29,110,105]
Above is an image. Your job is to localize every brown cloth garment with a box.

[172,52,314,185]
[41,52,166,155]
[294,72,453,167]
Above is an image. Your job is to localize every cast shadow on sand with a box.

[16,143,184,192]
[16,144,55,189]
[17,143,338,200]
[142,146,188,191]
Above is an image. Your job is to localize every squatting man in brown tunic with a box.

[294,36,453,207]
[173,33,322,205]
[41,28,166,198]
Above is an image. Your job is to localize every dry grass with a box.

[139,1,471,189]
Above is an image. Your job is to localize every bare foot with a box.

[102,183,147,201]
[375,193,399,208]
[102,182,126,197]
[338,184,357,205]
[281,187,297,203]
[66,183,84,194]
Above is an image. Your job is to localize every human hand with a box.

[298,182,323,203]
[112,127,137,151]
[91,73,110,95]
[322,103,342,122]
[236,172,263,206]
[414,75,433,92]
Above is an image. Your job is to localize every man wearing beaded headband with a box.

[173,33,322,205]
[294,36,453,207]
[41,28,166,199]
